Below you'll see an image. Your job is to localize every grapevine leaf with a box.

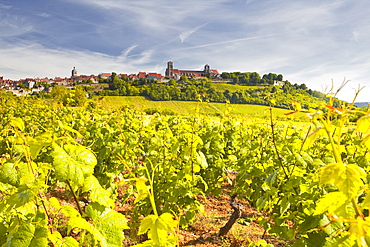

[29,226,48,247]
[10,117,25,132]
[196,151,208,169]
[0,162,31,187]
[85,202,128,247]
[135,177,149,203]
[51,143,97,186]
[49,197,61,211]
[314,192,351,217]
[5,224,35,247]
[27,133,52,160]
[319,163,366,198]
[159,212,178,232]
[62,237,80,247]
[357,115,370,134]
[138,213,177,244]
[294,153,307,167]
[265,170,278,186]
[7,185,37,209]
[66,212,106,246]
[82,175,115,208]
[138,215,157,236]
[279,196,291,215]
[57,120,83,137]
[49,232,79,247]
[301,152,314,164]
[302,127,325,150]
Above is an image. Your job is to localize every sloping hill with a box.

[98,96,308,120]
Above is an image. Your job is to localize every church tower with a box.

[204,64,210,74]
[71,67,78,78]
[165,61,174,77]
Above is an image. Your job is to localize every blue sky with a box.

[1,0,370,102]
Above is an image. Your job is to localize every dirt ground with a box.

[48,184,288,247]
[177,194,287,247]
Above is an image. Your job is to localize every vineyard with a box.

[0,94,370,247]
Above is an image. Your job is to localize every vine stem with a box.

[269,107,289,179]
[66,180,84,216]
[38,191,54,234]
[300,126,312,152]
[321,120,342,164]
[144,159,159,216]
[352,197,365,220]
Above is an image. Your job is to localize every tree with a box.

[74,86,87,106]
[51,85,68,102]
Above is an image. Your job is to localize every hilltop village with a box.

[0,61,221,96]
[0,61,335,111]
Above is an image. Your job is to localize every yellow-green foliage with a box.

[98,96,308,120]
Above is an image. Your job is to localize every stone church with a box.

[165,61,220,79]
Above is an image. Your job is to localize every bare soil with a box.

[47,183,288,247]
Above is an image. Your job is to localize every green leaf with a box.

[48,232,79,247]
[27,133,52,160]
[85,202,128,247]
[279,196,291,215]
[10,117,25,132]
[51,143,97,186]
[196,151,208,169]
[302,127,325,150]
[137,213,177,244]
[134,177,149,203]
[29,226,48,247]
[0,162,31,187]
[357,115,370,134]
[82,175,115,208]
[314,192,351,217]
[265,170,278,186]
[294,153,307,167]
[5,224,35,247]
[62,237,79,247]
[138,215,157,236]
[67,214,105,245]
[49,197,61,211]
[57,120,83,137]
[7,185,37,209]
[319,163,366,198]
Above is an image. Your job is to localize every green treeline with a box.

[221,72,283,85]
[92,72,342,110]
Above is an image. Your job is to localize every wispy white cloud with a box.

[175,35,276,50]
[0,3,11,9]
[0,14,33,37]
[1,0,370,102]
[179,23,209,43]
[36,13,50,18]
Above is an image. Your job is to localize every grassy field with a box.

[97,96,308,120]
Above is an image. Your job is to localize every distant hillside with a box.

[98,96,308,119]
[355,102,369,108]
[90,76,344,111]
